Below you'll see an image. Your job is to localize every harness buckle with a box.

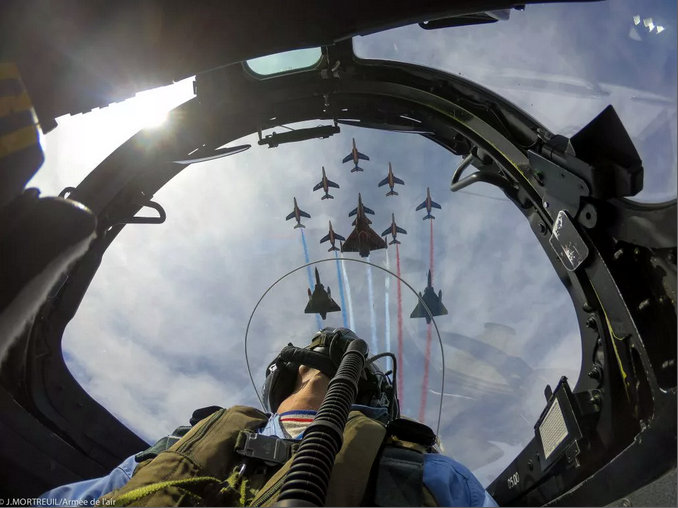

[235,431,296,466]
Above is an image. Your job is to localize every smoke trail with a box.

[395,243,404,407]
[430,219,434,284]
[334,251,348,328]
[340,257,355,330]
[419,322,433,423]
[384,247,391,371]
[301,229,322,330]
[366,254,378,355]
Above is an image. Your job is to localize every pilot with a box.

[40,328,497,506]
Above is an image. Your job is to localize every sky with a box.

[28,0,676,488]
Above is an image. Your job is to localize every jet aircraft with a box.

[285,197,311,228]
[377,162,405,196]
[342,193,387,257]
[312,166,340,200]
[342,138,369,172]
[319,221,345,251]
[304,267,341,319]
[381,213,407,245]
[410,270,448,323]
[415,187,442,220]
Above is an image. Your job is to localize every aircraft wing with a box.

[334,232,346,241]
[341,228,361,252]
[327,179,340,189]
[381,226,391,237]
[299,209,311,219]
[357,151,369,161]
[348,207,357,217]
[431,200,442,210]
[377,176,389,187]
[342,153,353,163]
[415,201,426,211]
[320,233,330,243]
[393,176,405,185]
[396,226,407,234]
[285,211,296,220]
[363,206,375,215]
[313,181,324,191]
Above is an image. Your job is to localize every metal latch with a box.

[235,431,297,466]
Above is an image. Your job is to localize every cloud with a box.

[27,0,675,487]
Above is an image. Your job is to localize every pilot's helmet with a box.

[261,327,397,419]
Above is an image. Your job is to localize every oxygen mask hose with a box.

[275,338,368,507]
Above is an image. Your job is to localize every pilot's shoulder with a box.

[423,453,494,507]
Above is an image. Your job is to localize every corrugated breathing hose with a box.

[275,338,368,507]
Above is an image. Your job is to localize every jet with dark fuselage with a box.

[319,221,345,251]
[341,193,386,257]
[285,197,311,228]
[416,187,442,220]
[304,267,341,320]
[410,270,448,324]
[378,162,405,196]
[381,213,407,245]
[342,138,369,172]
[313,166,340,200]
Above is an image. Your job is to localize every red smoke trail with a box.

[419,219,435,423]
[419,323,433,422]
[396,243,404,406]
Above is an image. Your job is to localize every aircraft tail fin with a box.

[294,223,306,229]
[389,238,401,245]
[423,214,435,220]
[328,245,340,252]
[350,166,364,173]
[321,193,334,200]
[386,190,398,196]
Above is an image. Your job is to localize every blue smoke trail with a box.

[384,248,392,371]
[301,229,322,330]
[366,255,378,355]
[340,257,355,330]
[334,251,348,327]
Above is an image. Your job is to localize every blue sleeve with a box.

[39,454,137,505]
[423,454,498,507]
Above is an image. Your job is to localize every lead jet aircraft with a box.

[342,138,369,172]
[304,267,341,319]
[381,213,407,245]
[285,197,311,228]
[312,166,340,200]
[415,187,442,220]
[341,193,386,257]
[378,162,405,196]
[319,220,345,251]
[410,270,448,323]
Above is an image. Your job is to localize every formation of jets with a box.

[284,138,448,322]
